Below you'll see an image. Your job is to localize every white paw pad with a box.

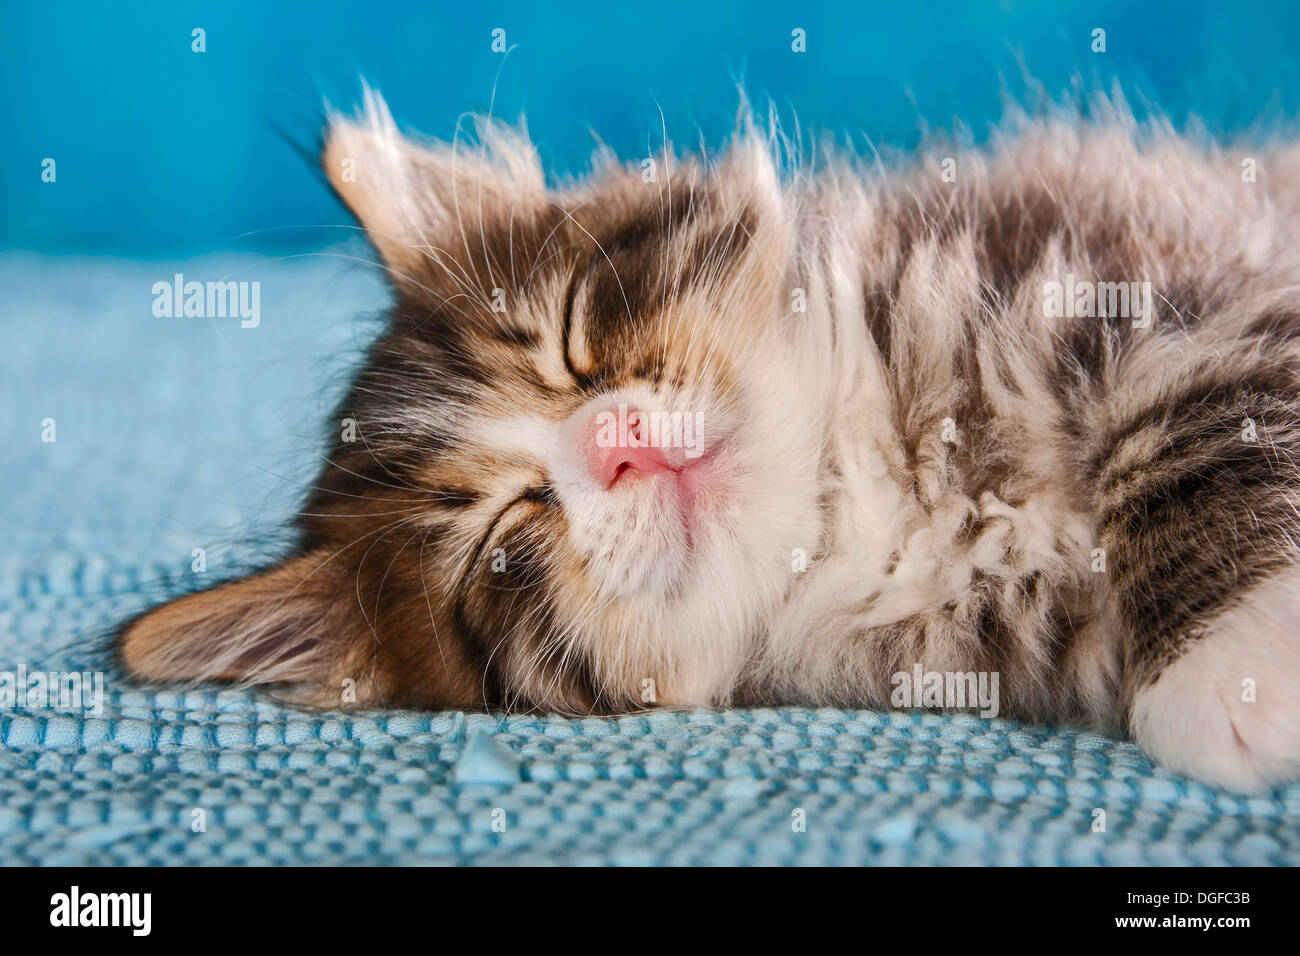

[1130,570,1300,792]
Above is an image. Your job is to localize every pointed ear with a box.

[321,87,547,286]
[702,135,792,308]
[118,552,366,693]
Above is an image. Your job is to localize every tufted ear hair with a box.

[118,552,369,702]
[322,87,548,292]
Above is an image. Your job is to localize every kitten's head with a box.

[120,93,824,713]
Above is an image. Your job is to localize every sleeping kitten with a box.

[120,92,1300,792]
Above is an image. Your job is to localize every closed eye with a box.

[520,484,558,506]
[561,269,605,390]
[459,483,557,581]
[431,487,481,509]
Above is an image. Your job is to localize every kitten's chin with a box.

[549,400,741,598]
[597,446,733,596]
[669,447,728,552]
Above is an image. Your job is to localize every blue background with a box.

[5,0,1300,255]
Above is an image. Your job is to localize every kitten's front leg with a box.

[1095,374,1300,791]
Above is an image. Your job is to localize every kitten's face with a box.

[121,97,824,713]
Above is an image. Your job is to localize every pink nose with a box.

[581,409,678,487]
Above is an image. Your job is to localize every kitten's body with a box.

[121,95,1300,791]
[768,122,1300,776]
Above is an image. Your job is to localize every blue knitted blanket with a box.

[4,252,1298,865]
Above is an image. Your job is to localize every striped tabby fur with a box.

[121,93,1300,791]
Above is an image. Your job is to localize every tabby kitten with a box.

[121,92,1300,792]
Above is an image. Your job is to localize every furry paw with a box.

[1130,570,1300,792]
